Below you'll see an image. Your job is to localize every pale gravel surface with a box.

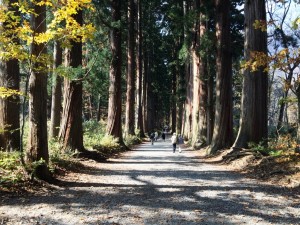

[1,138,300,225]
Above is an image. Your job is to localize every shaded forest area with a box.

[1,0,300,188]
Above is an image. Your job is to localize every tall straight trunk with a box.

[28,3,50,180]
[207,0,232,154]
[171,55,177,133]
[0,0,20,151]
[191,0,200,145]
[182,1,192,139]
[136,0,145,137]
[107,0,123,143]
[49,41,63,139]
[232,0,268,149]
[182,63,192,139]
[59,11,84,152]
[206,69,214,144]
[146,46,155,131]
[97,95,101,121]
[142,49,149,133]
[125,0,136,136]
[176,63,184,135]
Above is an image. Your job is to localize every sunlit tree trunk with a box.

[0,0,20,151]
[207,0,233,154]
[49,41,62,139]
[136,0,145,137]
[27,3,51,180]
[59,11,84,152]
[125,0,136,137]
[182,1,192,139]
[107,0,123,143]
[232,0,268,149]
[195,3,208,147]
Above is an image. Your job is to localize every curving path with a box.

[1,137,300,224]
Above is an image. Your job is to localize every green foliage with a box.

[124,134,141,147]
[49,140,81,173]
[99,135,120,148]
[0,152,24,184]
[248,142,283,157]
[83,120,106,149]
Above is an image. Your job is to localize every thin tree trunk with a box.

[49,41,63,139]
[0,0,20,151]
[59,11,84,152]
[143,48,149,133]
[97,95,101,121]
[206,68,214,144]
[107,0,123,144]
[232,0,268,148]
[207,0,233,154]
[125,0,136,136]
[171,55,177,133]
[28,3,51,180]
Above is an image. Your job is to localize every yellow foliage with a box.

[253,20,267,32]
[0,0,96,66]
[0,87,23,98]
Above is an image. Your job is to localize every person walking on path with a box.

[171,133,177,153]
[154,131,158,141]
[150,132,155,145]
[178,135,184,153]
[161,132,166,142]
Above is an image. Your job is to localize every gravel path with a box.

[1,138,300,225]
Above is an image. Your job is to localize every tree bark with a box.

[106,0,123,143]
[232,0,268,148]
[198,1,209,147]
[207,0,233,154]
[59,11,84,152]
[125,0,136,136]
[49,41,63,139]
[135,0,145,137]
[28,3,51,180]
[0,0,20,151]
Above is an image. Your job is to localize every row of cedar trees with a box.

[0,0,268,180]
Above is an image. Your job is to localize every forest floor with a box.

[1,138,300,225]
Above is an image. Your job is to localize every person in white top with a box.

[171,133,177,153]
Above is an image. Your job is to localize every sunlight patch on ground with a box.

[155,187,184,192]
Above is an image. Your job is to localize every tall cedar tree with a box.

[182,0,193,139]
[28,3,51,180]
[49,41,63,139]
[198,0,208,146]
[207,0,233,154]
[0,0,20,151]
[135,0,145,137]
[59,11,85,152]
[125,0,136,136]
[232,0,268,148]
[107,0,123,143]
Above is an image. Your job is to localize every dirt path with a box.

[1,138,300,225]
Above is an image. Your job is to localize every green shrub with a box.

[83,120,106,149]
[248,141,283,157]
[0,152,24,184]
[124,134,141,147]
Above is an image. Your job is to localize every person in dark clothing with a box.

[150,132,155,145]
[161,132,166,142]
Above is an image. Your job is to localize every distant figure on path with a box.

[161,132,166,142]
[155,131,158,141]
[178,135,184,153]
[150,132,155,145]
[171,133,177,153]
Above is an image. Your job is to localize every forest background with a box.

[1,0,300,186]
